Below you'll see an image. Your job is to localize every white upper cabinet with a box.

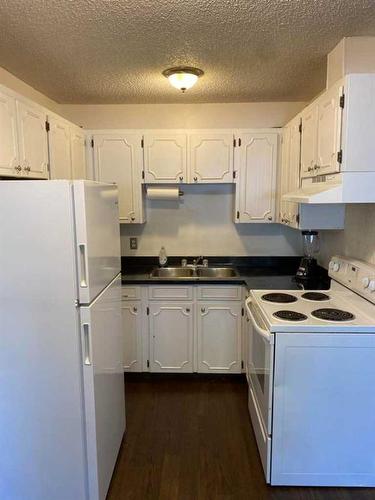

[316,82,343,176]
[143,133,187,183]
[188,133,234,183]
[93,134,145,224]
[16,100,49,178]
[300,104,318,178]
[48,115,72,179]
[235,132,278,223]
[0,88,19,176]
[70,126,86,179]
[0,86,48,179]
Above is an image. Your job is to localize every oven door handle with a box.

[246,300,272,342]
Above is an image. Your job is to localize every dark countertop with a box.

[121,256,330,291]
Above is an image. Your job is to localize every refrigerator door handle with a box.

[78,244,88,288]
[82,323,92,366]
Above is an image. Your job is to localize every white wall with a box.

[0,66,63,114]
[121,185,302,256]
[62,102,305,129]
[319,204,375,268]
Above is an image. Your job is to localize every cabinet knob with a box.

[24,166,31,172]
[194,176,198,182]
[179,176,183,181]
[201,307,206,313]
[15,165,22,172]
[268,216,272,221]
[133,307,137,312]
[186,308,190,313]
[131,217,135,221]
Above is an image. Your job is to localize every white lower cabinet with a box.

[197,302,242,373]
[149,302,194,373]
[121,300,143,372]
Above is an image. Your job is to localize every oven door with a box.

[246,299,274,435]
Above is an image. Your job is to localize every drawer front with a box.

[122,286,141,300]
[197,285,242,301]
[148,286,193,301]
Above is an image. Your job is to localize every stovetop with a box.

[248,281,375,333]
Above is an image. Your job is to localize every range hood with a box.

[283,172,375,204]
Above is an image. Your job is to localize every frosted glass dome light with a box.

[162,67,204,93]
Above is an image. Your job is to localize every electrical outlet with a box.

[130,237,138,250]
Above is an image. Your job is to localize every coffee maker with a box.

[296,230,320,284]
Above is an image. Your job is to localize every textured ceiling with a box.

[1,1,375,104]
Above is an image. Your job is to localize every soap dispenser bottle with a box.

[159,246,168,267]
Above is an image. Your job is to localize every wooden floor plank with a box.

[107,374,374,500]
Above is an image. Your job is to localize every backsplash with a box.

[319,204,375,268]
[120,184,303,257]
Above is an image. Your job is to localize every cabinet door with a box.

[16,100,49,179]
[0,89,19,176]
[197,302,242,373]
[237,133,278,223]
[48,116,72,179]
[71,127,86,179]
[300,104,318,178]
[94,134,144,223]
[143,133,187,183]
[121,300,142,372]
[149,302,193,372]
[279,127,291,223]
[285,118,301,228]
[189,133,233,183]
[316,83,343,176]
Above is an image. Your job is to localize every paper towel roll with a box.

[146,186,180,200]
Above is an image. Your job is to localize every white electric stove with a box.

[245,255,375,487]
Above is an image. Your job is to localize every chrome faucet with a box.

[193,256,204,266]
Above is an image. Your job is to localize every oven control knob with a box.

[369,280,375,292]
[362,277,370,288]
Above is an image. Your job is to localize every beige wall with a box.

[62,101,305,129]
[319,205,375,268]
[0,66,63,114]
[121,185,302,257]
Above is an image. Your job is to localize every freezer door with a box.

[80,274,125,500]
[74,180,121,304]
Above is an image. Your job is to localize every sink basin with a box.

[196,267,239,278]
[150,267,195,278]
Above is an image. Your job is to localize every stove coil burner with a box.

[273,310,308,322]
[311,308,355,322]
[301,292,330,301]
[262,293,298,303]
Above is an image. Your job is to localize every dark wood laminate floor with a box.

[107,374,374,500]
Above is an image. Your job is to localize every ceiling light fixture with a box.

[162,66,204,93]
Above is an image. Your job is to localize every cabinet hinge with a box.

[147,360,150,368]
[141,138,144,148]
[241,307,244,317]
[337,150,343,164]
[233,138,236,147]
[296,213,300,224]
[146,306,149,315]
[298,122,302,134]
[91,138,94,148]
[236,211,240,220]
[339,94,345,109]
[233,171,236,179]
[241,360,244,370]
[142,171,145,179]
[238,138,241,147]
[45,121,50,132]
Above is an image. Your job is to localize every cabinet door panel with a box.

[94,134,144,223]
[122,301,142,372]
[144,134,187,183]
[189,133,233,183]
[17,100,48,179]
[238,133,278,223]
[197,302,241,373]
[71,128,86,179]
[317,84,343,176]
[48,117,72,179]
[149,302,193,372]
[300,105,318,178]
[0,90,19,176]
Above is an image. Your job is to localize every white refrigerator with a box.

[0,180,125,500]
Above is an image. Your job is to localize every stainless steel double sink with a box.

[150,266,239,279]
